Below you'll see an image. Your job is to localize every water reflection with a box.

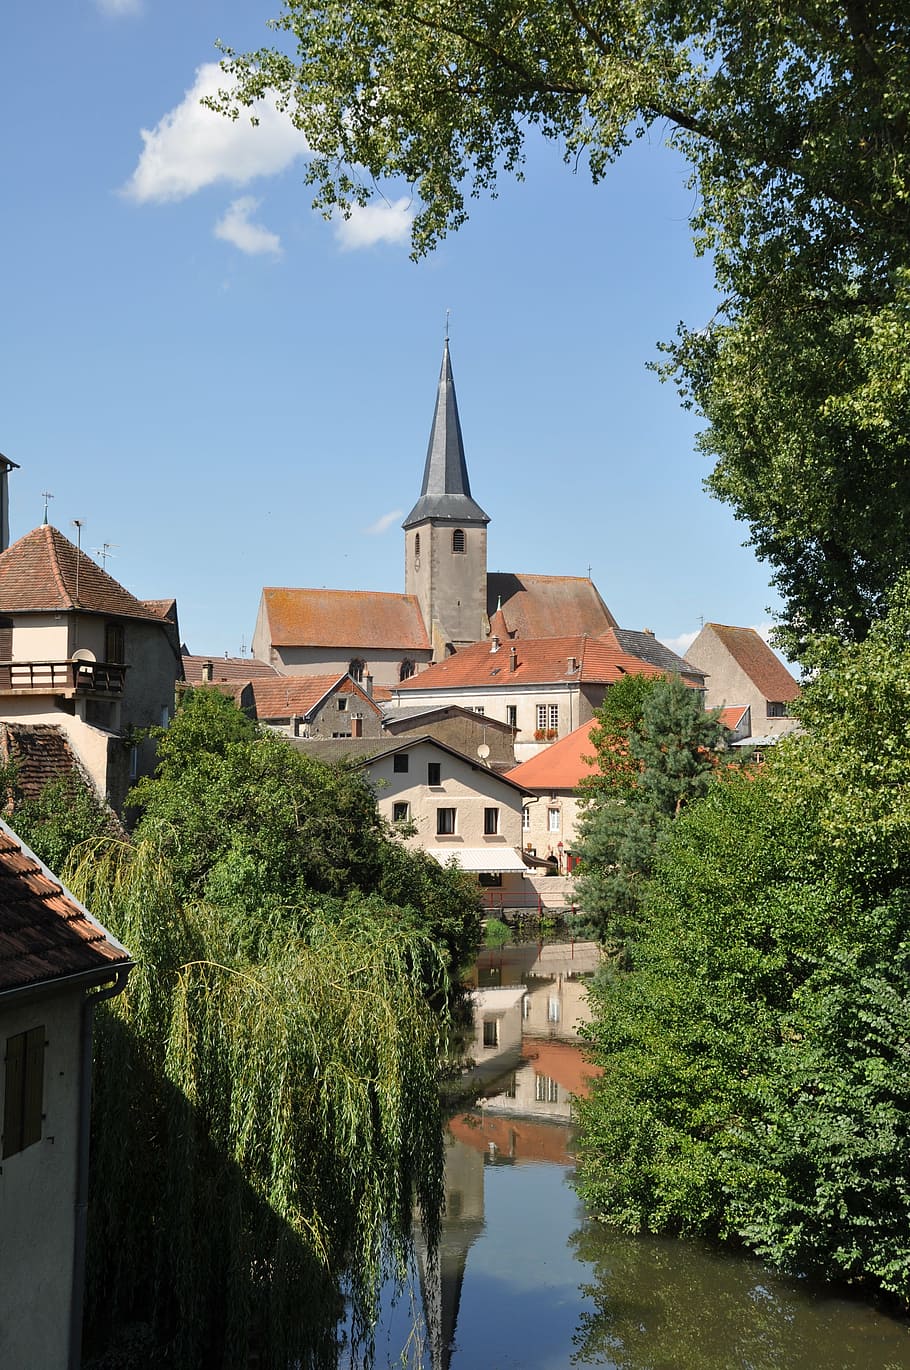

[408,945,910,1370]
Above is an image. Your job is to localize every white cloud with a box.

[123,62,307,204]
[664,630,698,657]
[334,198,413,250]
[96,0,141,14]
[365,509,403,535]
[214,197,281,257]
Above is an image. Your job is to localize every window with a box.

[547,996,561,1023]
[535,1074,559,1103]
[414,533,421,566]
[506,705,517,728]
[522,807,531,831]
[767,701,789,718]
[478,872,502,887]
[549,704,559,730]
[349,659,366,683]
[337,696,348,712]
[104,621,125,664]
[0,614,12,660]
[452,528,466,554]
[393,801,410,823]
[484,807,499,835]
[482,1019,499,1048]
[437,807,456,835]
[427,762,441,786]
[505,1073,518,1099]
[536,704,548,731]
[522,994,531,1019]
[548,807,560,833]
[472,706,485,716]
[393,753,409,773]
[399,659,415,681]
[3,1026,45,1159]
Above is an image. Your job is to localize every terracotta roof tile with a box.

[701,625,800,703]
[487,573,617,638]
[182,653,279,684]
[394,633,669,691]
[0,525,166,621]
[718,705,749,730]
[0,723,91,803]
[0,819,131,994]
[505,719,601,790]
[248,674,383,720]
[262,588,431,651]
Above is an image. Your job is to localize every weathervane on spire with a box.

[41,491,54,525]
[445,308,450,341]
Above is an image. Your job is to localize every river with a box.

[365,940,910,1370]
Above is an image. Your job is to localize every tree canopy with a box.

[217,3,910,652]
[574,586,910,1304]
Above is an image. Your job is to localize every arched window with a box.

[349,658,366,683]
[414,533,421,566]
[452,528,466,554]
[399,659,415,681]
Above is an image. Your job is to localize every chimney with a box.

[364,673,373,698]
[643,628,655,637]
[490,634,501,653]
[201,661,213,683]
[509,646,518,673]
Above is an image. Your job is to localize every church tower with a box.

[403,341,490,658]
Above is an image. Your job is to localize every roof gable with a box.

[0,821,131,995]
[261,587,431,652]
[505,719,601,790]
[249,673,383,720]
[0,525,165,622]
[487,572,617,639]
[700,624,800,702]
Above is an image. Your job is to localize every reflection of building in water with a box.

[415,1132,486,1370]
[521,971,591,1041]
[467,985,527,1084]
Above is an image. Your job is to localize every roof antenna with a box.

[94,542,116,570]
[41,491,54,525]
[72,519,85,603]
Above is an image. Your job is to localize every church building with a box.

[251,342,617,687]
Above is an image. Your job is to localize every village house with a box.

[685,622,800,744]
[0,524,182,812]
[0,820,132,1369]
[387,630,703,764]
[504,717,602,869]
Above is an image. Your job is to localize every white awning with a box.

[427,847,529,873]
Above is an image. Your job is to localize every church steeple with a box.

[403,341,490,529]
[404,341,490,657]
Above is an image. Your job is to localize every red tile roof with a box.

[1,723,90,803]
[718,705,749,731]
[247,674,383,719]
[505,719,601,790]
[0,821,131,994]
[0,525,164,621]
[261,588,431,651]
[703,625,800,702]
[182,653,279,685]
[393,633,668,691]
[142,598,178,622]
[487,572,617,638]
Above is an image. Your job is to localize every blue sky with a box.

[1,1,784,660]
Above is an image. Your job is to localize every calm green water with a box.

[366,944,910,1370]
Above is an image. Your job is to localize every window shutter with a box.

[22,1027,45,1150]
[3,1031,25,1159]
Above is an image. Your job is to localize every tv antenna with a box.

[72,519,85,602]
[94,542,117,570]
[41,491,54,524]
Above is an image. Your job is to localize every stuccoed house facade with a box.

[685,622,801,748]
[0,820,132,1369]
[0,525,181,813]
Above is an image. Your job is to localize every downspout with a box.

[69,965,132,1370]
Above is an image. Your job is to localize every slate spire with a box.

[403,341,490,528]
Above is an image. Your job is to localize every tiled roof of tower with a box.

[505,719,601,790]
[247,674,383,719]
[183,653,279,684]
[0,820,131,994]
[402,340,490,528]
[393,633,668,690]
[262,588,431,651]
[0,525,163,621]
[486,573,618,638]
[700,624,800,701]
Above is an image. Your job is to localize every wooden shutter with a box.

[3,1030,25,1159]
[22,1027,45,1150]
[3,1025,45,1158]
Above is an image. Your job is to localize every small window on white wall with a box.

[548,807,560,832]
[522,807,531,831]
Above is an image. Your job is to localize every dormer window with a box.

[452,529,466,554]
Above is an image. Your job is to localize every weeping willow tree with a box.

[71,838,448,1370]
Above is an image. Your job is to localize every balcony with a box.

[0,660,127,696]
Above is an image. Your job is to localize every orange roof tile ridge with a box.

[46,525,72,605]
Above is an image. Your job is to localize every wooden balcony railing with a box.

[0,660,126,695]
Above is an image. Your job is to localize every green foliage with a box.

[74,839,447,1369]
[216,4,910,653]
[483,916,510,949]
[574,676,726,943]
[11,772,117,873]
[576,588,910,1304]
